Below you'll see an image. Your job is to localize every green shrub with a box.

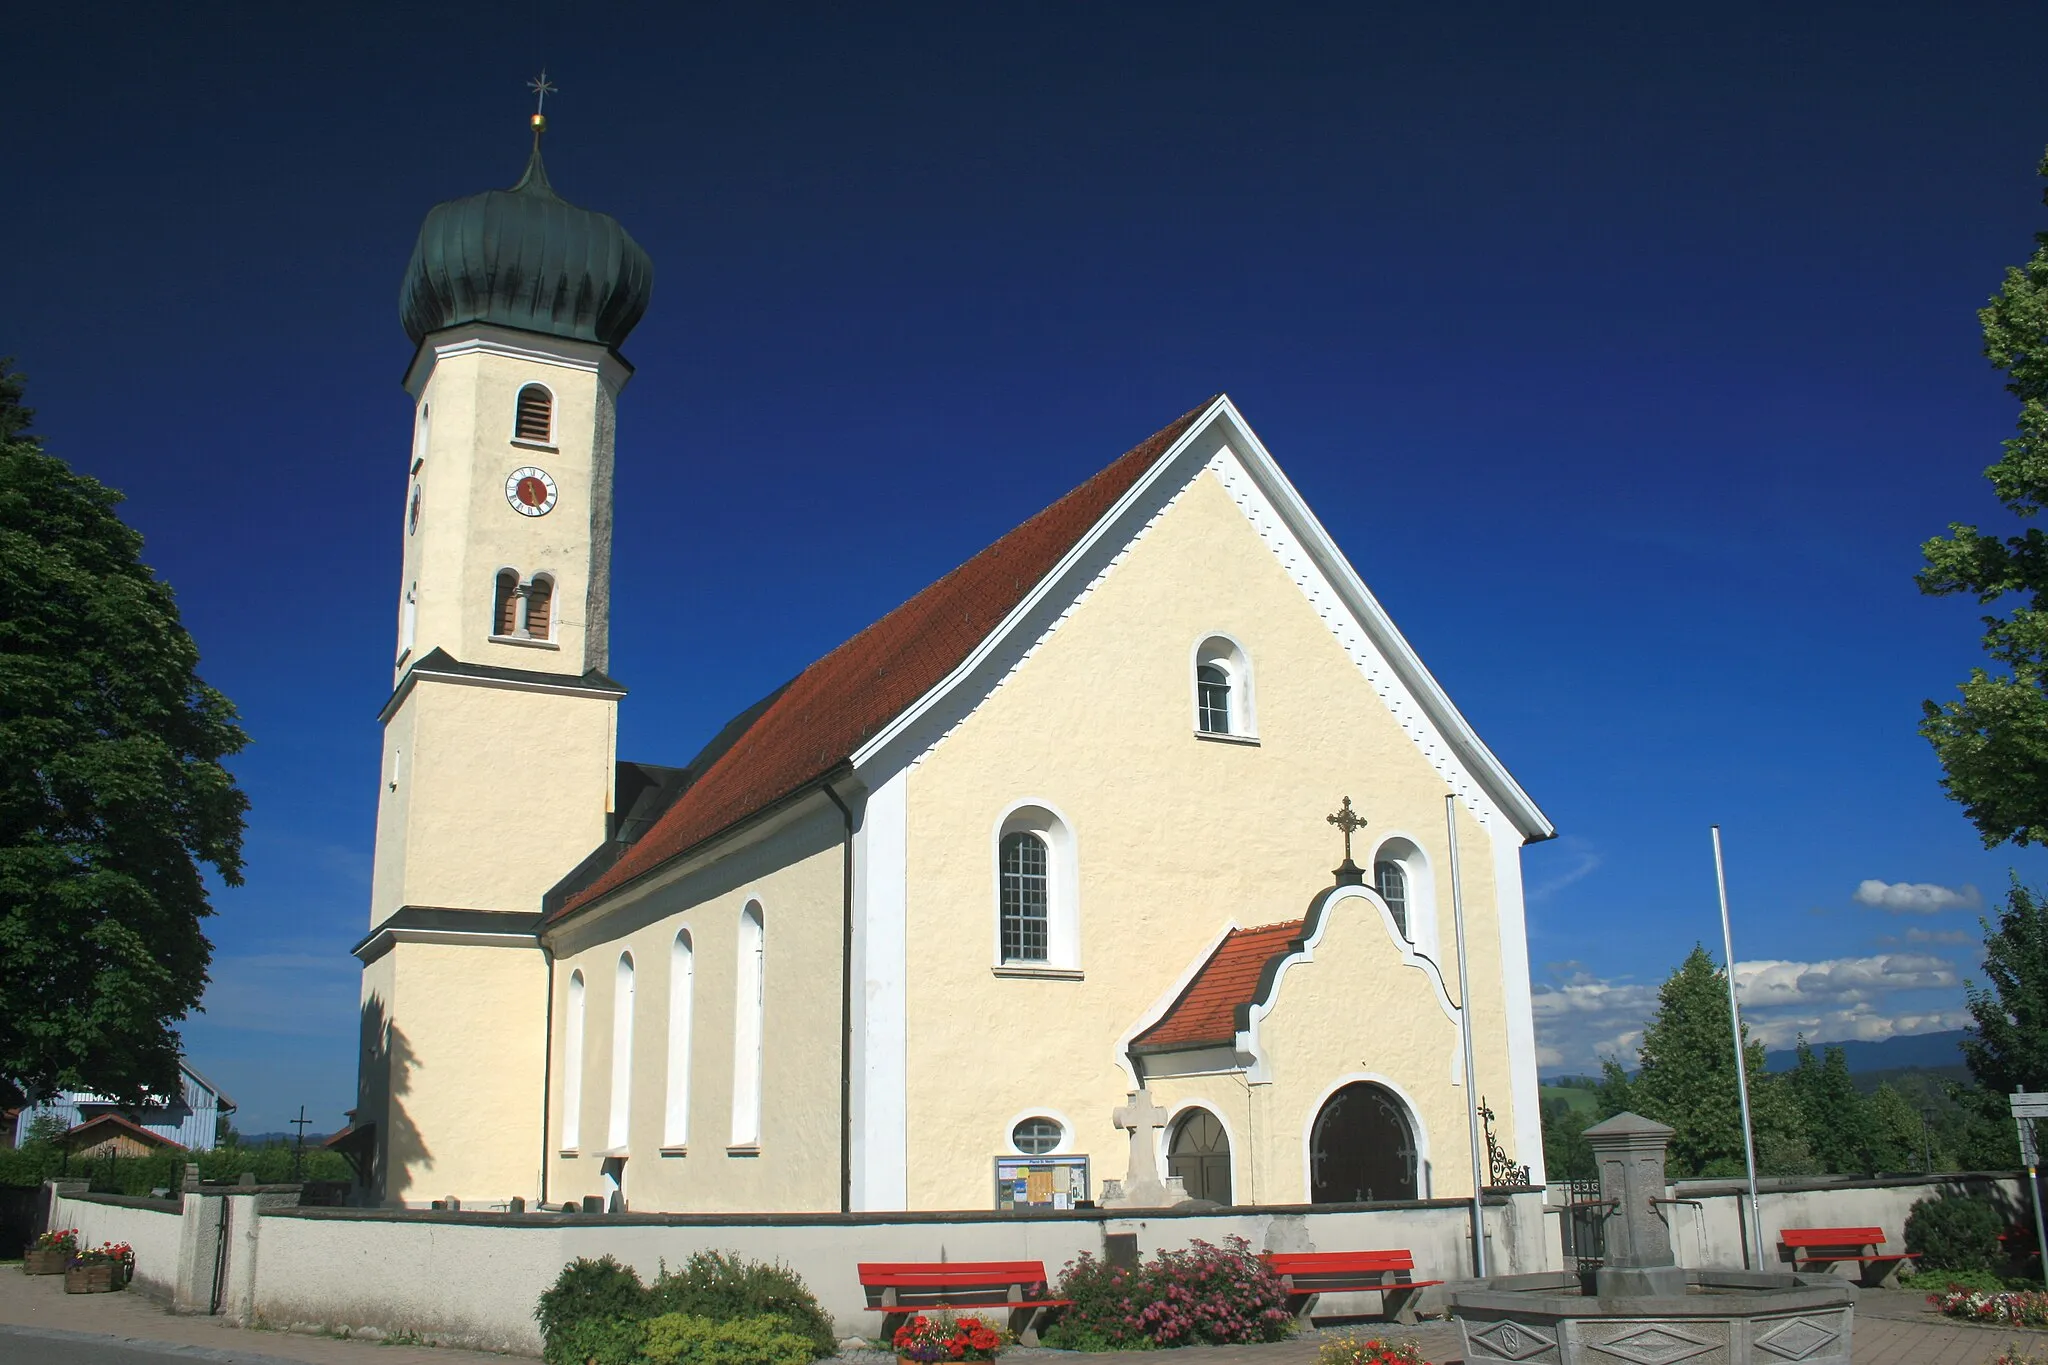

[1042,1236,1292,1349]
[536,1256,651,1356]
[544,1315,647,1365]
[1908,1192,2008,1272]
[648,1252,834,1359]
[1902,1267,2030,1294]
[641,1312,817,1365]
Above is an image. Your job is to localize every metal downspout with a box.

[539,940,555,1208]
[824,783,856,1214]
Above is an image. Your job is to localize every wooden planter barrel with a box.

[64,1261,118,1294]
[22,1248,68,1275]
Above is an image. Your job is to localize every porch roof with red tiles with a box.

[1131,920,1306,1052]
[550,398,1217,923]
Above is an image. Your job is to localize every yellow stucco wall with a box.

[544,803,846,1213]
[362,939,549,1207]
[900,464,1527,1208]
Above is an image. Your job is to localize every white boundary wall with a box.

[44,1189,185,1301]
[1661,1172,2026,1277]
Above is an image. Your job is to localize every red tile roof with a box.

[1131,920,1307,1052]
[553,399,1217,921]
[61,1111,185,1152]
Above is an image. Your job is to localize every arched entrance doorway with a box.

[1309,1082,1417,1203]
[1167,1108,1231,1204]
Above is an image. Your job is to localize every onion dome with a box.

[399,138,653,351]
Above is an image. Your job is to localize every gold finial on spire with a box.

[527,70,557,137]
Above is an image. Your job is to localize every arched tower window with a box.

[730,903,765,1147]
[1193,636,1256,738]
[608,952,635,1150]
[526,575,554,640]
[999,832,1050,963]
[562,969,587,1151]
[515,385,553,444]
[494,570,521,637]
[664,931,693,1150]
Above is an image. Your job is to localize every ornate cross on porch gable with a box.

[1326,796,1368,887]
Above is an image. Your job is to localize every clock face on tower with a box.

[506,467,558,517]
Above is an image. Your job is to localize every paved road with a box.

[0,1324,330,1363]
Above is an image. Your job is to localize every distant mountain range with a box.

[1762,1029,1969,1074]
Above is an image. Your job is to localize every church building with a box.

[351,119,1556,1214]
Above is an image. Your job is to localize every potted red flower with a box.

[24,1229,77,1276]
[892,1312,1006,1364]
[64,1241,133,1294]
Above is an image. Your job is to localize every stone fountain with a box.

[1450,1112,1854,1364]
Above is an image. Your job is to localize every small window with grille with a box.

[515,385,553,444]
[1011,1116,1063,1155]
[999,831,1049,963]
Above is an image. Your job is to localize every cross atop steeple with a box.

[1327,796,1368,887]
[528,71,557,138]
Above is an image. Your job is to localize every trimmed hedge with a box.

[535,1252,835,1365]
[0,1141,352,1194]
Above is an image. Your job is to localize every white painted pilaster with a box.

[849,767,909,1209]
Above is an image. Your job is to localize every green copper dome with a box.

[400,142,653,351]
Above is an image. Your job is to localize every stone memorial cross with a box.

[1106,1088,1177,1208]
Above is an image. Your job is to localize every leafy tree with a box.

[0,362,248,1103]
[1786,1039,1876,1174]
[1540,1095,1595,1181]
[1919,148,2048,845]
[1867,1082,1937,1172]
[1962,880,2048,1097]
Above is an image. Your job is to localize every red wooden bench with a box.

[1264,1250,1444,1325]
[1778,1227,1918,1287]
[857,1260,1072,1345]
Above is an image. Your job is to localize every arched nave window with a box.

[515,384,553,444]
[730,903,765,1148]
[993,804,1080,971]
[608,952,634,1150]
[999,832,1049,963]
[664,931,693,1150]
[1193,636,1255,738]
[1374,860,1409,938]
[561,969,586,1151]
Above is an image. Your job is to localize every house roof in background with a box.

[61,1111,185,1152]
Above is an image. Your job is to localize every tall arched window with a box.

[1374,860,1409,938]
[999,832,1050,963]
[526,575,554,640]
[515,384,553,444]
[562,969,587,1151]
[664,931,693,1150]
[494,570,521,637]
[1193,636,1255,739]
[608,952,635,1150]
[730,903,765,1147]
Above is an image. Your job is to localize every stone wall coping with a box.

[52,1191,180,1211]
[1671,1170,2020,1197]
[261,1191,1532,1228]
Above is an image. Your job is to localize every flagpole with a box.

[1712,825,1766,1270]
[1448,794,1487,1278]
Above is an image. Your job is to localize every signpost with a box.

[2013,1091,2048,1290]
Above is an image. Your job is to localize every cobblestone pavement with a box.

[5,1271,2047,1365]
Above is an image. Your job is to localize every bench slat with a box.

[1266,1251,1417,1273]
[1779,1228,1887,1248]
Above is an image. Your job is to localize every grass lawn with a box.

[1540,1083,1600,1117]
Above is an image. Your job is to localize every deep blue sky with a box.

[11,2,2048,1131]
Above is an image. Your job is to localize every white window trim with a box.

[663,930,693,1153]
[1001,1107,1076,1156]
[729,902,765,1149]
[990,799,1080,971]
[1191,633,1257,740]
[607,952,634,1152]
[1368,832,1439,959]
[561,969,586,1153]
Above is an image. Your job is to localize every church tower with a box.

[353,110,654,1206]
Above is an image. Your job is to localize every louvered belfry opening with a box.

[494,570,521,637]
[526,576,554,639]
[515,385,553,443]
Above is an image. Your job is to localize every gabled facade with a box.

[13,1060,234,1152]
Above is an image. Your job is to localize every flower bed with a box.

[1317,1334,1431,1365]
[1041,1236,1293,1350]
[1928,1285,2048,1328]
[893,1312,1005,1362]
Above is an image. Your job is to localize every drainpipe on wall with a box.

[539,940,555,1209]
[824,782,856,1215]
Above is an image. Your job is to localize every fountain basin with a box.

[1451,1269,1855,1365]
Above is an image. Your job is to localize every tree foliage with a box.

[0,361,248,1102]
[1919,148,2048,846]
[1961,880,2048,1097]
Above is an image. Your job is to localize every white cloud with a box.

[1852,879,1980,913]
[1734,953,1958,1008]
[1528,838,1602,903]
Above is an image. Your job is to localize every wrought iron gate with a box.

[1559,1178,1606,1276]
